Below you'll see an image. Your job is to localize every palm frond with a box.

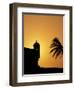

[50,47,57,53]
[52,49,59,57]
[55,49,62,58]
[50,37,63,58]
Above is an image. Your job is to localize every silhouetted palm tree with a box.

[50,38,63,58]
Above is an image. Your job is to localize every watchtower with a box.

[33,40,40,58]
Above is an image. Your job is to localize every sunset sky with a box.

[23,14,63,68]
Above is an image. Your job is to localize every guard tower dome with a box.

[33,40,40,58]
[33,40,40,49]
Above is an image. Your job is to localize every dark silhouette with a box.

[50,38,63,58]
[24,40,63,74]
[24,41,40,74]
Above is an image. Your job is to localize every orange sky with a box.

[23,14,63,68]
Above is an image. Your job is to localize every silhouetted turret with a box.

[33,40,40,58]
